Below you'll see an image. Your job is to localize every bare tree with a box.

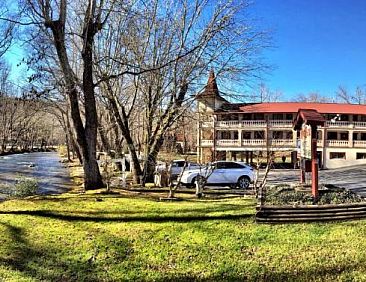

[294,92,331,103]
[337,85,366,104]
[94,0,269,184]
[249,83,282,102]
[0,1,15,58]
[10,0,123,189]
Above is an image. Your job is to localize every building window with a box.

[327,132,337,140]
[272,113,283,120]
[242,131,251,139]
[285,131,293,139]
[340,114,349,121]
[242,113,251,120]
[340,132,349,140]
[253,113,264,120]
[230,114,239,120]
[221,114,231,121]
[285,113,293,120]
[221,131,231,139]
[354,132,366,141]
[272,131,283,139]
[330,152,346,159]
[254,131,265,139]
[360,116,366,122]
[357,153,366,159]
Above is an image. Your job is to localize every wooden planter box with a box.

[256,202,366,223]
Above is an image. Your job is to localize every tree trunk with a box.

[106,91,142,184]
[46,9,104,189]
[98,123,110,153]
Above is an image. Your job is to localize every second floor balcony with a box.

[201,139,295,148]
[201,138,366,149]
[202,120,293,128]
[202,120,366,129]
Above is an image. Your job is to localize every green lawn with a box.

[1,192,366,281]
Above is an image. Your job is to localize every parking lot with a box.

[263,164,366,197]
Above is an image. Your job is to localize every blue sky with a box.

[251,0,366,100]
[4,0,366,101]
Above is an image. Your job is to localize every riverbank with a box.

[66,163,86,193]
[0,147,56,156]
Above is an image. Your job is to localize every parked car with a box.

[180,161,255,189]
[168,160,200,180]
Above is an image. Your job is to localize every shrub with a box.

[317,190,362,205]
[0,183,12,195]
[13,177,39,198]
[265,185,314,205]
[264,184,362,205]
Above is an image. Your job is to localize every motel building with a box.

[197,72,366,169]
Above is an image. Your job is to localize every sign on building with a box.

[300,124,311,159]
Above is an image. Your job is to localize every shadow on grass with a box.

[0,222,42,273]
[0,221,131,281]
[27,192,255,203]
[0,219,363,281]
[0,210,254,223]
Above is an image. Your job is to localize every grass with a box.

[1,192,366,281]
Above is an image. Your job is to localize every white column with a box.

[349,130,354,148]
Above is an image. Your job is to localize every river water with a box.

[0,152,72,200]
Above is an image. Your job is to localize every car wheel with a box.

[237,176,250,189]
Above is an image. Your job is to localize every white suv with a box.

[180,161,255,189]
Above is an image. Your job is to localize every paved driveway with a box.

[263,165,366,197]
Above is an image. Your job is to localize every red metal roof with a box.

[238,102,366,115]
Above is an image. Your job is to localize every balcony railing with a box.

[323,121,366,129]
[216,140,240,146]
[326,140,350,147]
[215,120,267,128]
[270,139,296,147]
[354,122,366,129]
[202,120,366,129]
[213,120,293,128]
[242,139,267,146]
[201,139,366,148]
[202,139,295,147]
[204,120,366,129]
[354,140,366,147]
[325,121,352,128]
[268,120,293,128]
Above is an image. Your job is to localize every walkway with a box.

[263,165,366,197]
